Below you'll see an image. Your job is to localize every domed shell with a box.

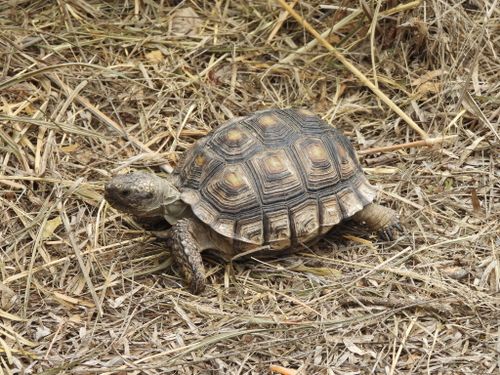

[178,109,376,250]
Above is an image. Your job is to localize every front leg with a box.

[169,219,206,294]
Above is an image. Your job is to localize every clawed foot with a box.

[378,220,404,241]
[351,203,404,242]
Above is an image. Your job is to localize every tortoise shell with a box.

[178,108,376,250]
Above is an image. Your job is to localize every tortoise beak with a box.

[104,180,131,210]
[104,181,121,208]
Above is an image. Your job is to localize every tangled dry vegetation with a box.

[1,1,499,374]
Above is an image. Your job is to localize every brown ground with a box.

[1,1,498,374]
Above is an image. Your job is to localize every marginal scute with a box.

[319,195,343,233]
[352,176,377,205]
[332,135,358,180]
[337,187,364,217]
[290,199,320,243]
[181,189,200,206]
[265,209,291,249]
[190,200,218,228]
[211,218,236,240]
[235,217,264,245]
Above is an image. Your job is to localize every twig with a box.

[59,190,103,317]
[266,0,298,44]
[275,0,429,140]
[270,365,298,375]
[277,9,363,66]
[463,91,500,141]
[357,135,458,155]
[277,1,422,66]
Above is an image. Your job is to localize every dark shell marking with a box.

[179,108,376,249]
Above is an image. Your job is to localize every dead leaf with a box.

[35,325,51,341]
[291,264,342,278]
[470,188,481,214]
[416,81,442,96]
[442,267,469,280]
[171,7,201,36]
[42,216,62,239]
[269,365,298,375]
[69,314,82,323]
[343,338,366,356]
[0,283,17,310]
[326,33,341,45]
[60,143,80,153]
[411,69,445,87]
[145,50,164,64]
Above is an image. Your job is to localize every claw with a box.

[380,231,390,241]
[378,221,404,241]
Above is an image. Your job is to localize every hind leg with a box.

[351,203,403,240]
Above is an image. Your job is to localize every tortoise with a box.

[105,108,401,293]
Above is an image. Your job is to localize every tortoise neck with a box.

[159,177,191,224]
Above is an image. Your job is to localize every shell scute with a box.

[292,137,340,191]
[249,149,303,205]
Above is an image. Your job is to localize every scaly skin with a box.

[168,219,206,294]
[351,203,403,241]
[104,172,189,224]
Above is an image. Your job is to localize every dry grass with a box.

[1,1,499,374]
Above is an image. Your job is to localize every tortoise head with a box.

[104,172,185,221]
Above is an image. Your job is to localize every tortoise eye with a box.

[144,192,154,199]
[121,189,131,197]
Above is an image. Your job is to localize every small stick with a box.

[266,0,298,44]
[382,0,422,16]
[357,135,457,155]
[278,9,363,66]
[270,365,298,375]
[278,1,421,66]
[60,205,104,317]
[275,0,429,140]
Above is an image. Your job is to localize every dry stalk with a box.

[276,0,429,139]
[357,135,458,155]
